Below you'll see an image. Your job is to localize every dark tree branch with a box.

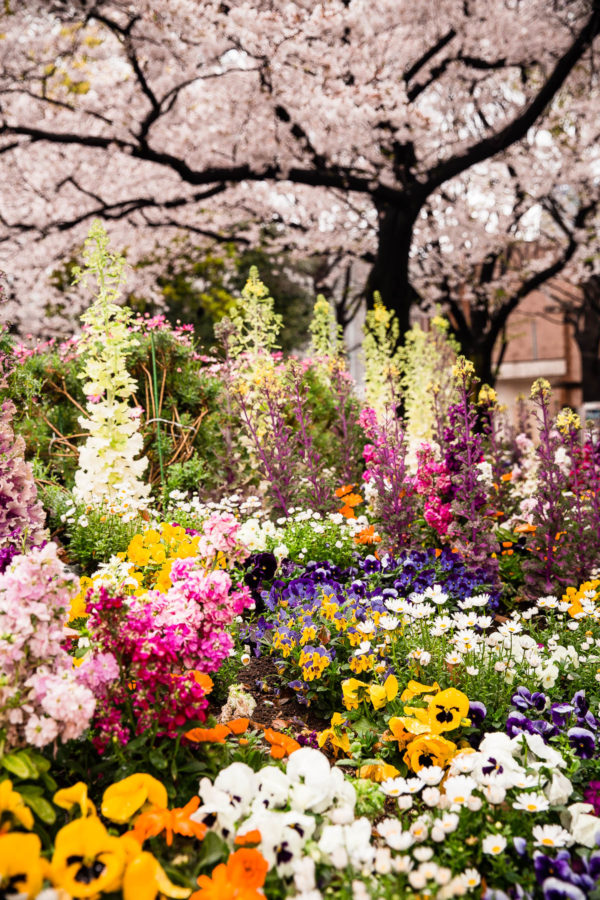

[423,5,600,198]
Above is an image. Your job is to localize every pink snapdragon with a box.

[414,443,453,537]
[0,544,95,750]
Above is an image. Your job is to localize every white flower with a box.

[417,766,444,786]
[439,812,459,833]
[381,777,409,797]
[461,869,481,890]
[482,834,507,855]
[422,787,441,807]
[544,771,573,805]
[483,784,506,805]
[376,818,414,851]
[513,792,550,813]
[397,795,413,811]
[379,614,399,631]
[292,857,316,893]
[564,803,600,848]
[444,776,476,807]
[532,824,573,848]
[374,847,393,874]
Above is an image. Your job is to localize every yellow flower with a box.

[426,688,470,734]
[369,674,398,710]
[342,678,370,710]
[0,779,34,831]
[102,774,168,824]
[404,735,457,772]
[349,654,375,674]
[122,850,191,900]
[0,832,46,898]
[54,782,96,818]
[358,762,400,783]
[400,680,441,704]
[317,713,352,757]
[51,817,126,897]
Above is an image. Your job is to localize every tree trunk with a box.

[574,277,600,404]
[365,201,421,336]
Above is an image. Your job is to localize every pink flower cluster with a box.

[80,560,252,750]
[414,443,453,537]
[197,511,245,562]
[0,543,95,750]
[0,400,46,551]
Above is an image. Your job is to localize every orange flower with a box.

[263,728,300,759]
[190,849,268,900]
[335,484,355,499]
[354,525,381,545]
[191,672,214,694]
[234,830,262,847]
[226,718,250,735]
[514,523,536,534]
[185,724,231,743]
[132,797,207,846]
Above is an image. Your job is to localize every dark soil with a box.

[237,654,329,733]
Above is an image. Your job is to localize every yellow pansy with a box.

[369,674,398,710]
[0,832,46,898]
[400,680,441,703]
[426,688,470,734]
[54,782,96,817]
[51,817,126,897]
[404,735,457,773]
[317,713,352,757]
[102,774,168,824]
[122,850,191,900]
[358,762,400,783]
[0,779,34,831]
[342,678,370,710]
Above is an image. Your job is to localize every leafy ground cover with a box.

[2,225,600,900]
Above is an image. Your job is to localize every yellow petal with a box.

[54,782,96,817]
[102,774,168,824]
[123,852,191,900]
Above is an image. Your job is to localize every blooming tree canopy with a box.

[1,0,599,339]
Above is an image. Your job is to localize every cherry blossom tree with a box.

[1,0,599,339]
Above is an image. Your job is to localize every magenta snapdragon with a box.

[81,559,252,750]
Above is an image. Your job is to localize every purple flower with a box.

[583,781,600,815]
[542,878,586,900]
[506,711,535,737]
[550,703,575,728]
[534,852,574,883]
[567,726,596,759]
[469,700,487,726]
[512,686,547,712]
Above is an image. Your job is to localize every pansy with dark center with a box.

[567,726,596,759]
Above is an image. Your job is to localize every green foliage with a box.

[209,655,244,709]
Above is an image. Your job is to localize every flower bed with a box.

[2,225,600,899]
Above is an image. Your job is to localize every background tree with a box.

[1,0,599,340]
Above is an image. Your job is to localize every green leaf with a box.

[21,794,56,824]
[1,753,33,779]
[195,831,228,874]
[149,749,168,771]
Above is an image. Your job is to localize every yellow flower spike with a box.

[0,779,34,831]
[400,680,441,703]
[53,782,96,818]
[0,832,46,897]
[102,774,168,824]
[426,688,470,734]
[122,850,191,900]
[51,817,126,898]
[404,735,457,773]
